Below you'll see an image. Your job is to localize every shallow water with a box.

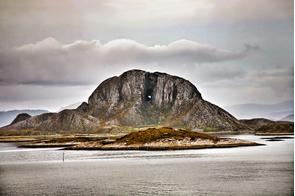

[0,134,293,195]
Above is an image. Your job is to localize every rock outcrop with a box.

[1,70,251,135]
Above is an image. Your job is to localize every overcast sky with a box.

[0,0,293,112]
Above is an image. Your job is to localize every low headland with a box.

[13,127,262,150]
[254,122,294,135]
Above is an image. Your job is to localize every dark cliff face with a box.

[1,69,251,134]
[88,70,202,107]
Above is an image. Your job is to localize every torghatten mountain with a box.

[1,70,250,135]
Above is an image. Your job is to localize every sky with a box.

[0,0,293,112]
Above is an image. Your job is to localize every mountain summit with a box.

[1,70,249,135]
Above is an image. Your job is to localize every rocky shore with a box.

[65,138,261,150]
[15,127,262,150]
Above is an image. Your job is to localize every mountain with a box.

[10,113,32,125]
[224,101,294,120]
[0,110,49,128]
[280,114,294,122]
[57,101,84,112]
[1,70,250,135]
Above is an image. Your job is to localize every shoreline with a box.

[16,137,263,150]
[1,131,266,151]
[16,141,262,150]
[254,133,294,136]
[63,142,263,151]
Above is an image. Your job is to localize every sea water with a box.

[0,134,293,195]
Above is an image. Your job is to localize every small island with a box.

[19,127,262,150]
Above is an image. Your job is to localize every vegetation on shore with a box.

[6,127,261,150]
[115,127,219,145]
[255,122,294,135]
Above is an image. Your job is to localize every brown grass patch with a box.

[114,127,220,145]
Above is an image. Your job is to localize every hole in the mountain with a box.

[147,95,152,100]
[145,88,153,102]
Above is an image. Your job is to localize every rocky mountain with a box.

[1,70,250,135]
[224,101,294,120]
[0,109,49,127]
[10,113,32,125]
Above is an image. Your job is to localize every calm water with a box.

[0,134,293,195]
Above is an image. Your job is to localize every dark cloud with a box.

[0,37,259,86]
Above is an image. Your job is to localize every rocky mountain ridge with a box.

[1,70,250,135]
[0,109,49,127]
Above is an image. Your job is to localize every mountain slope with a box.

[0,110,49,127]
[1,70,251,135]
[10,113,32,125]
[57,101,84,112]
[280,114,294,122]
[224,101,294,120]
[239,118,276,129]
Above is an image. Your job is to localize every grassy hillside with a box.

[255,122,294,135]
[115,127,220,145]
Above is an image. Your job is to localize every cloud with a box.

[208,0,293,22]
[0,37,259,86]
[196,65,294,107]
[199,65,294,102]
[249,66,294,95]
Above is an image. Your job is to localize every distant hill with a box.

[255,122,294,135]
[280,114,294,122]
[0,110,49,127]
[239,118,276,129]
[10,113,32,125]
[224,101,294,120]
[57,101,83,112]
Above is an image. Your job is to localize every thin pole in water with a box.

[63,152,65,162]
